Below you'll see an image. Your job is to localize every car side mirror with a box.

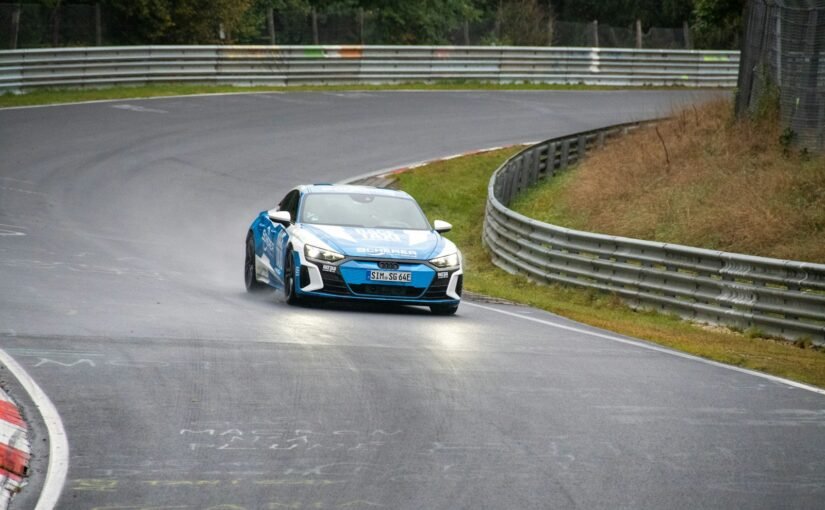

[268,209,292,225]
[433,220,452,233]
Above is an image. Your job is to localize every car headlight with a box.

[430,252,460,269]
[305,244,345,263]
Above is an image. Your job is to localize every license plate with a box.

[369,270,412,283]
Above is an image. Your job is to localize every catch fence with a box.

[737,0,825,150]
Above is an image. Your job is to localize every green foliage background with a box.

[18,0,745,48]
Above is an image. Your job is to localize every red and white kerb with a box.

[0,389,29,507]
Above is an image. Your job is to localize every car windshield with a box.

[300,192,431,230]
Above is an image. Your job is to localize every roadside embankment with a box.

[511,98,825,264]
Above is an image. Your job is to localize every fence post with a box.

[95,2,102,46]
[683,20,692,49]
[359,8,365,44]
[775,9,781,84]
[735,1,758,117]
[635,19,642,49]
[312,8,319,45]
[802,9,821,148]
[464,20,470,45]
[592,20,599,47]
[10,3,21,50]
[51,4,61,47]
[267,7,275,45]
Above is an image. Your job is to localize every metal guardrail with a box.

[482,123,825,343]
[0,45,740,92]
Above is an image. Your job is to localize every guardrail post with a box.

[546,142,557,177]
[560,139,570,169]
[528,145,542,185]
[576,134,587,164]
[519,151,532,191]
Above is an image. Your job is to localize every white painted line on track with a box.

[0,88,622,112]
[0,90,287,111]
[0,349,69,509]
[464,302,825,396]
[338,143,537,186]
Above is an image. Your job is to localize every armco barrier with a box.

[0,45,739,92]
[482,123,825,343]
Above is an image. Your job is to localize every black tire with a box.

[284,248,301,305]
[245,232,267,293]
[430,303,459,315]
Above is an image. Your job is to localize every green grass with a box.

[395,147,825,389]
[0,81,693,108]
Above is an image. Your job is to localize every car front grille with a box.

[423,273,461,299]
[349,284,424,298]
[318,263,460,300]
[320,271,350,295]
[423,277,449,298]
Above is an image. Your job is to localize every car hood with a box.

[299,224,445,260]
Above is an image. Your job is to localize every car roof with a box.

[299,184,413,199]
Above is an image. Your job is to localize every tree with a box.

[102,0,254,44]
[495,0,552,46]
[692,0,746,49]
[360,0,479,44]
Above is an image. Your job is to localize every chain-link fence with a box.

[737,0,825,150]
[1,2,101,49]
[1,2,696,50]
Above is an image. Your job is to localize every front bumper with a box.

[295,257,462,304]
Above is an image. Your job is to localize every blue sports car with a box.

[245,184,463,314]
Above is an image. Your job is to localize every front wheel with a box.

[245,232,267,293]
[284,249,301,305]
[430,303,459,315]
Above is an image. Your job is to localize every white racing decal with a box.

[355,247,417,257]
[354,228,401,242]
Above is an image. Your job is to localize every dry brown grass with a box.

[525,98,825,263]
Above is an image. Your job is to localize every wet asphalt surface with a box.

[1,90,823,509]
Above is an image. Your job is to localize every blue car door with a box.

[260,218,280,285]
[268,189,300,286]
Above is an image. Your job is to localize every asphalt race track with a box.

[1,90,823,509]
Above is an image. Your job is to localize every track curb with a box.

[0,387,29,510]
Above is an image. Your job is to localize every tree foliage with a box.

[691,0,746,49]
[24,0,746,49]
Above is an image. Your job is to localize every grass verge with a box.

[395,147,825,389]
[0,81,690,108]
[511,98,825,263]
